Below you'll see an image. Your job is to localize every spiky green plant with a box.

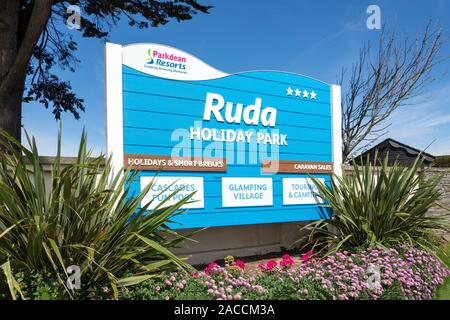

[0,126,194,299]
[304,154,449,254]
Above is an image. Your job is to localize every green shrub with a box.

[434,243,450,299]
[0,127,194,299]
[305,154,448,254]
[245,273,301,300]
[433,156,450,168]
[123,246,449,300]
[122,273,213,300]
[13,271,61,300]
[242,273,332,300]
[124,268,333,301]
[380,281,404,300]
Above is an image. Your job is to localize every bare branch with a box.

[341,23,447,160]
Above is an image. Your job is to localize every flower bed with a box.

[123,245,450,300]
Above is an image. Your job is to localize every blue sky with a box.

[22,0,450,156]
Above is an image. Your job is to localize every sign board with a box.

[105,43,342,229]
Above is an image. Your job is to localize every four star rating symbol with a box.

[286,87,293,96]
[286,86,317,100]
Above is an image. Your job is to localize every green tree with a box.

[0,0,210,141]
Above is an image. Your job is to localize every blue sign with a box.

[105,43,342,229]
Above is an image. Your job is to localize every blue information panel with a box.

[105,43,341,229]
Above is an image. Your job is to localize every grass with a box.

[434,242,450,300]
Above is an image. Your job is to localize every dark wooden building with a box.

[353,138,435,167]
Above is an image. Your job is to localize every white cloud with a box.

[422,114,450,128]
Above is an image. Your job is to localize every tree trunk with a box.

[0,0,52,143]
[0,89,22,142]
[0,0,21,142]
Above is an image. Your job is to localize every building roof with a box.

[355,138,436,164]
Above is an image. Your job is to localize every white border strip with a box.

[331,85,343,177]
[104,42,124,177]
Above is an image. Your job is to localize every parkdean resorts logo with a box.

[145,49,154,65]
[145,48,187,71]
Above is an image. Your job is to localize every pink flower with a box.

[301,250,313,262]
[205,262,219,275]
[280,254,294,269]
[258,260,277,271]
[280,258,294,269]
[232,260,246,270]
[282,254,292,260]
[264,260,277,271]
[176,282,184,289]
